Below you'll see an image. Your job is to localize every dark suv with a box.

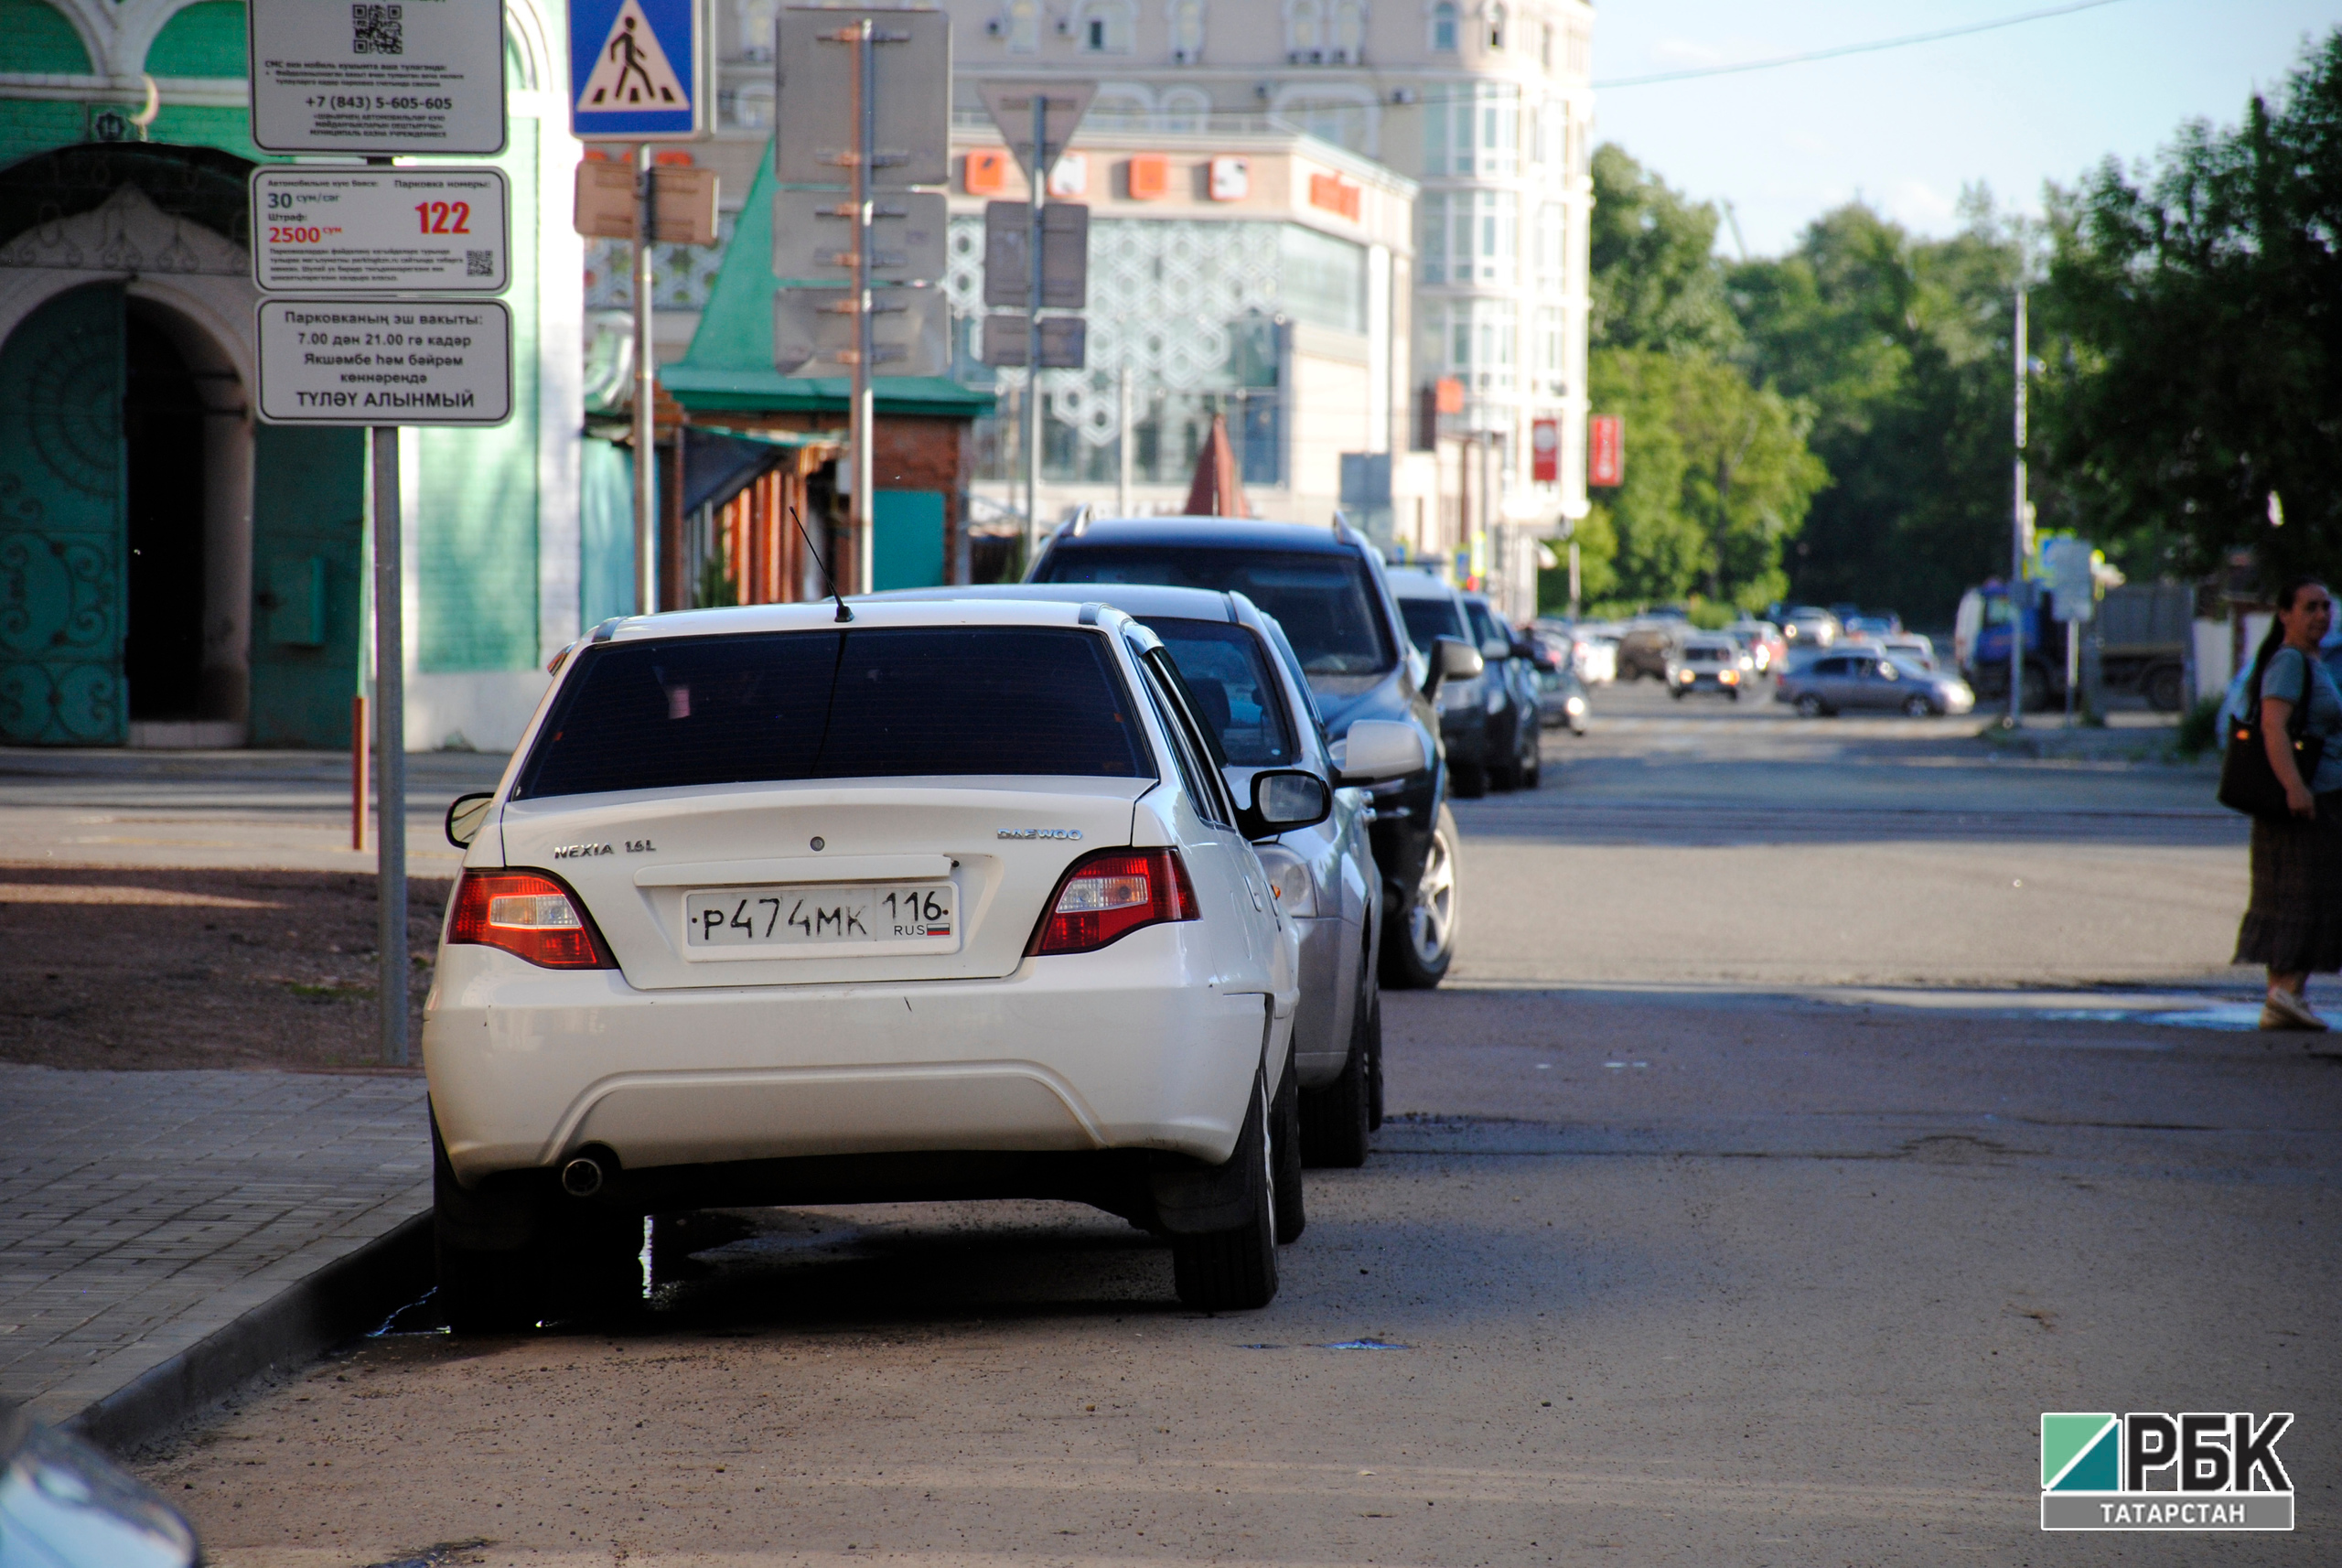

[1030,516,1475,988]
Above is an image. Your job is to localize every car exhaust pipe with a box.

[561,1153,610,1197]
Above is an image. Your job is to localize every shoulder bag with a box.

[2218,650,2324,820]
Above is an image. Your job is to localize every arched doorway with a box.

[0,144,363,748]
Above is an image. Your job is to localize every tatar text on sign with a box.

[256,299,513,425]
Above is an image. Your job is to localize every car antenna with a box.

[790,505,852,622]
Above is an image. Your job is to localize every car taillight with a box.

[446,870,616,969]
[1028,848,1198,956]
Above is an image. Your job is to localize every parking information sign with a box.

[571,0,707,140]
[251,167,510,295]
[256,298,512,425]
[246,0,507,155]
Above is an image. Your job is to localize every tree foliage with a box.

[1728,199,2028,622]
[1588,145,1742,358]
[2039,29,2342,585]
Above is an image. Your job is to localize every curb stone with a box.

[61,1213,434,1455]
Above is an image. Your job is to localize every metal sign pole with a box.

[2008,287,2027,727]
[371,424,406,1067]
[635,143,660,615]
[852,16,876,593]
[1023,91,1046,566]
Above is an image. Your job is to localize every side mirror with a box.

[1332,718,1429,784]
[446,790,495,849]
[1238,768,1332,840]
[1423,635,1485,695]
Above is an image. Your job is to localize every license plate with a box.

[682,882,956,949]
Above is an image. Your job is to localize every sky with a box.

[1588,0,2341,257]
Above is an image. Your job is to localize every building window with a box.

[1287,0,1322,54]
[735,0,776,61]
[1422,83,1520,177]
[1430,1,1456,53]
[1536,306,1566,396]
[1280,224,1368,332]
[1075,0,1134,51]
[1006,0,1038,51]
[1419,192,1517,285]
[1333,1,1365,59]
[1535,201,1564,294]
[1485,3,1504,50]
[729,81,775,129]
[1168,0,1205,60]
[1539,19,1552,70]
[1089,86,1152,128]
[1161,85,1210,130]
[1278,90,1377,153]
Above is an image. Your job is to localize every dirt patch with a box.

[0,865,446,1071]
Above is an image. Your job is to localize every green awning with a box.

[664,143,994,421]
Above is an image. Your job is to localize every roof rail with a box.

[1066,503,1094,537]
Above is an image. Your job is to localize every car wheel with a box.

[1380,806,1459,990]
[1902,693,1934,717]
[1363,984,1385,1130]
[1171,1072,1280,1311]
[2144,664,2186,712]
[1450,760,1487,799]
[2021,664,2053,713]
[434,1109,543,1333]
[1795,693,1826,719]
[1272,1061,1306,1242]
[1300,986,1373,1169]
[1729,689,1742,703]
[1520,736,1542,789]
[1671,688,1685,701]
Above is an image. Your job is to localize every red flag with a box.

[1587,414,1623,487]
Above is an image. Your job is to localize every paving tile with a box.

[0,1067,429,1423]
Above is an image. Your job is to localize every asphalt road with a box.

[134,682,2341,1567]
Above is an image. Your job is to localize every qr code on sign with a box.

[351,4,403,56]
[465,250,493,277]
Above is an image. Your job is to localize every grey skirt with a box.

[2234,792,2342,972]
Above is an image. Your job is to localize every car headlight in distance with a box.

[1250,843,1318,918]
[1677,669,1694,682]
[1564,694,1585,714]
[1721,669,1739,683]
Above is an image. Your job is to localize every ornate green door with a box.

[0,285,127,746]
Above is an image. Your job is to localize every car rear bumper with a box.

[424,921,1288,1184]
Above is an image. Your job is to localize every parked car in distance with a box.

[1526,636,1590,733]
[1386,569,1500,799]
[1780,607,1842,649]
[1028,515,1471,991]
[1667,636,1753,701]
[1530,618,1617,685]
[1844,613,1904,639]
[1724,620,1786,674]
[1880,633,1938,671]
[879,582,1407,1168]
[1461,591,1542,790]
[1617,619,1687,682]
[432,599,1316,1321]
[1775,650,1976,716]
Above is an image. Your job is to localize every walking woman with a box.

[2236,577,2342,1030]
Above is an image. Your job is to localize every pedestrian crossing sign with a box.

[570,0,707,140]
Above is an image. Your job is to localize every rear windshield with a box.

[514,627,1152,800]
[1037,546,1395,675]
[1399,596,1465,652]
[1138,618,1298,767]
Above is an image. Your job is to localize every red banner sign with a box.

[1531,417,1559,482]
[1587,414,1624,487]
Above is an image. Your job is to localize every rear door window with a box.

[1139,618,1299,767]
[515,627,1152,800]
[1399,596,1466,653]
[1039,546,1396,674]
[1134,650,1236,827]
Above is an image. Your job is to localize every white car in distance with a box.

[427,600,1316,1325]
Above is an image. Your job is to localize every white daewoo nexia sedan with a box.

[425,599,1318,1326]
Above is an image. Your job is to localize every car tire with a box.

[1300,992,1372,1169]
[1363,984,1386,1130]
[1172,1072,1280,1312]
[1795,693,1826,719]
[2021,664,2053,713]
[1902,694,1934,717]
[434,1110,543,1333]
[1729,689,1742,703]
[1450,760,1487,799]
[2144,664,2185,713]
[1272,1061,1306,1242]
[1671,688,1685,701]
[1380,805,1458,991]
[1520,736,1542,789]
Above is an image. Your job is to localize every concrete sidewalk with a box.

[0,1065,432,1443]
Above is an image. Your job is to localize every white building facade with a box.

[935,0,1595,618]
